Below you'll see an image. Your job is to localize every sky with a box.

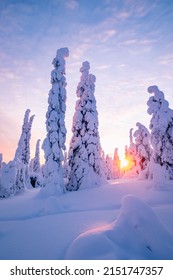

[0,0,173,163]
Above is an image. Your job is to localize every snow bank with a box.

[65,195,173,259]
[44,196,64,215]
[147,160,169,189]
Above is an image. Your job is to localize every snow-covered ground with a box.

[0,178,173,260]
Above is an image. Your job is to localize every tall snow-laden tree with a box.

[133,122,152,177]
[42,47,69,194]
[0,109,35,198]
[14,109,35,191]
[113,148,121,178]
[147,85,173,179]
[14,109,35,164]
[67,61,104,191]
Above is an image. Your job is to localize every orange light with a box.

[120,155,135,171]
[120,158,129,169]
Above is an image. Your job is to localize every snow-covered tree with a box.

[14,109,35,164]
[67,61,104,191]
[14,109,35,191]
[113,148,121,178]
[124,128,137,175]
[0,109,35,198]
[0,159,25,198]
[105,154,114,180]
[29,139,42,188]
[133,122,152,177]
[0,153,2,170]
[42,47,69,194]
[147,85,173,179]
[0,161,16,198]
[99,148,108,179]
[30,139,41,174]
[63,151,69,179]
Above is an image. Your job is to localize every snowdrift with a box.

[65,195,173,260]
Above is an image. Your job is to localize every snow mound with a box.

[65,195,173,260]
[44,196,64,215]
[36,182,64,199]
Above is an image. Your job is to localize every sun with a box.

[120,158,129,169]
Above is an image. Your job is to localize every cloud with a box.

[128,47,151,55]
[158,54,173,65]
[71,43,92,60]
[95,64,111,70]
[65,0,79,10]
[99,29,117,43]
[116,64,127,68]
[117,11,131,20]
[120,39,137,46]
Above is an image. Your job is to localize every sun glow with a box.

[119,153,135,171]
[120,158,129,169]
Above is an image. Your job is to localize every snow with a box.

[0,178,173,260]
[66,194,173,260]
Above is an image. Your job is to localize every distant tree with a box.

[105,154,114,180]
[42,48,69,194]
[147,85,173,179]
[62,151,69,179]
[29,139,42,188]
[67,61,104,191]
[124,128,137,175]
[30,139,41,173]
[113,148,121,178]
[99,148,108,179]
[0,153,2,170]
[133,122,152,177]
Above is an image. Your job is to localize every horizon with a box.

[0,0,173,163]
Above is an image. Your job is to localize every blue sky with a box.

[0,0,173,162]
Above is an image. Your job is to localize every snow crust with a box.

[0,179,173,260]
[66,195,173,260]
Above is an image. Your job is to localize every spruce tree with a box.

[133,122,151,176]
[30,139,41,173]
[147,85,173,179]
[29,139,42,188]
[105,154,114,180]
[124,128,138,177]
[42,48,69,194]
[0,153,2,170]
[67,61,104,191]
[113,148,121,178]
[14,109,35,164]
